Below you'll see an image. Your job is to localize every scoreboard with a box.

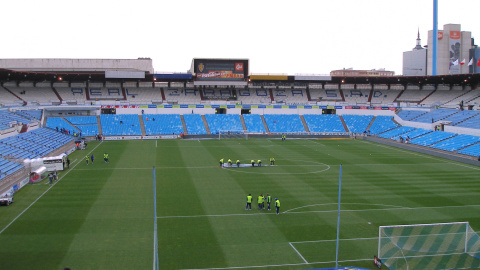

[192,59,248,81]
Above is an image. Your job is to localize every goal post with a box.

[218,130,248,140]
[378,222,480,269]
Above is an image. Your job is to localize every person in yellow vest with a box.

[257,159,261,167]
[275,198,280,215]
[258,194,264,210]
[236,159,240,167]
[219,158,224,167]
[266,193,272,211]
[251,159,255,167]
[227,159,232,167]
[270,157,275,165]
[245,194,252,210]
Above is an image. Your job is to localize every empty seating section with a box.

[54,82,86,104]
[163,88,200,104]
[421,90,465,106]
[46,117,77,135]
[65,116,98,125]
[205,114,243,134]
[0,128,73,160]
[396,90,432,102]
[377,126,416,139]
[183,114,207,135]
[443,110,480,126]
[399,128,432,140]
[455,114,480,129]
[88,83,123,100]
[0,111,33,130]
[126,87,164,104]
[100,115,142,136]
[342,115,373,133]
[243,114,266,133]
[458,143,480,157]
[16,110,42,120]
[263,114,305,133]
[201,88,234,100]
[0,157,23,180]
[309,87,342,102]
[342,85,370,105]
[370,90,402,105]
[4,82,59,105]
[409,131,456,147]
[446,89,480,106]
[143,114,183,135]
[397,110,428,121]
[368,116,399,135]
[412,109,458,123]
[76,125,99,136]
[271,88,308,104]
[237,89,271,104]
[0,86,23,106]
[303,115,345,133]
[431,134,480,152]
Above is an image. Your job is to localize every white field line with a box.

[157,204,480,219]
[0,141,104,236]
[288,242,308,264]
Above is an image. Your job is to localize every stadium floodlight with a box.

[378,222,480,270]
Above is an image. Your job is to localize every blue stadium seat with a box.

[183,114,207,135]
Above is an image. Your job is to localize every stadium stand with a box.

[309,85,343,102]
[183,114,207,135]
[55,82,87,105]
[124,82,164,104]
[368,115,399,135]
[271,87,308,105]
[0,85,24,106]
[396,128,432,140]
[142,114,183,135]
[46,117,78,135]
[263,114,305,133]
[16,109,42,121]
[377,126,416,140]
[442,110,480,126]
[0,110,34,126]
[243,114,266,133]
[303,114,346,133]
[458,143,480,157]
[454,113,480,129]
[0,157,23,180]
[163,88,200,104]
[204,114,243,134]
[396,88,432,103]
[236,88,271,104]
[100,115,142,136]
[421,90,466,106]
[409,131,457,147]
[412,109,458,123]
[396,109,428,121]
[3,82,60,106]
[431,134,480,152]
[342,115,373,133]
[370,89,402,105]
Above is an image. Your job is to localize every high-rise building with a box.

[427,24,473,75]
[403,29,427,76]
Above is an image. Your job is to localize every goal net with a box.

[378,222,480,270]
[218,130,247,140]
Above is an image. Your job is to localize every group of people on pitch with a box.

[219,158,275,167]
[85,153,109,165]
[245,193,281,215]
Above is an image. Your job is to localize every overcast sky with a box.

[0,0,478,75]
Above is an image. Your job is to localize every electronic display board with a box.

[193,59,248,81]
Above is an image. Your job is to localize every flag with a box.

[452,59,459,66]
[468,58,473,66]
[477,58,480,67]
[460,59,466,66]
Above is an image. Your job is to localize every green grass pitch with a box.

[0,138,479,269]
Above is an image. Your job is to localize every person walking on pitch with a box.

[275,198,281,215]
[236,159,240,167]
[245,194,252,210]
[266,193,272,211]
[219,158,224,167]
[270,157,275,165]
[85,155,89,165]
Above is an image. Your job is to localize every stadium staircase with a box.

[201,115,211,134]
[160,88,166,101]
[138,115,146,136]
[96,115,102,135]
[339,89,346,101]
[368,88,374,103]
[51,86,63,104]
[20,124,28,134]
[418,89,436,104]
[62,117,81,133]
[339,115,349,132]
[121,88,127,100]
[305,88,312,101]
[239,115,247,132]
[199,90,204,100]
[393,89,405,102]
[268,89,274,102]
[2,85,27,106]
[180,115,188,135]
[366,116,376,131]
[261,115,270,133]
[299,115,310,132]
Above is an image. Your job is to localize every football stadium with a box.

[0,55,479,270]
